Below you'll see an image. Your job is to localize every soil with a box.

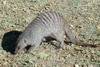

[0,0,100,67]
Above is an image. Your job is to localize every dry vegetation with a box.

[0,0,100,67]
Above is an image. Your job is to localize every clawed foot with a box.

[23,51,29,54]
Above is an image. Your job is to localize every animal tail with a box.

[64,22,98,47]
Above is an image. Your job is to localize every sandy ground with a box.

[0,0,100,67]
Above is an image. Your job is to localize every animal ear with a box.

[23,38,27,43]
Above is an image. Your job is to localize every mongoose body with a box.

[14,11,96,54]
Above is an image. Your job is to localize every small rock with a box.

[88,64,94,67]
[2,1,6,5]
[97,25,100,29]
[74,64,79,67]
[91,50,95,54]
[25,60,33,64]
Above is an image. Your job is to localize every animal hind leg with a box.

[65,26,80,44]
[53,32,64,49]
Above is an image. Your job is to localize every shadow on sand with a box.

[1,30,22,54]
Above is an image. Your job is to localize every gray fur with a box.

[14,11,97,54]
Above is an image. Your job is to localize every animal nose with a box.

[14,49,19,54]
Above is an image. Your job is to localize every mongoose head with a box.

[14,38,27,54]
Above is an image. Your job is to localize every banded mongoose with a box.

[14,11,97,54]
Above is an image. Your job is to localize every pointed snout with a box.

[14,48,20,54]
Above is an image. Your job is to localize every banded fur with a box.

[14,11,97,54]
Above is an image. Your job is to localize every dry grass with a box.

[0,0,100,67]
